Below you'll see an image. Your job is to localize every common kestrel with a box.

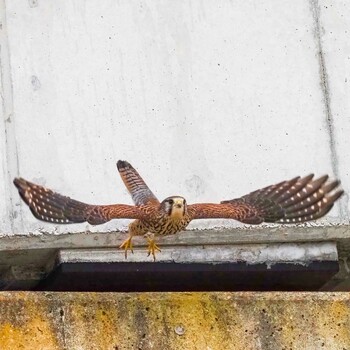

[14,161,343,260]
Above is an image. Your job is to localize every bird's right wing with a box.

[14,178,145,225]
[117,160,160,205]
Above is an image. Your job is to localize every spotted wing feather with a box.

[117,160,159,206]
[188,175,343,224]
[14,178,143,225]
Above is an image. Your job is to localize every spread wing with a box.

[188,174,343,224]
[14,178,145,225]
[117,160,159,205]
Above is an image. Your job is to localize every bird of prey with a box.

[14,161,343,260]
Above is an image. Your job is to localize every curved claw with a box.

[146,238,161,261]
[119,237,133,259]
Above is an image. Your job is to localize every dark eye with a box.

[183,199,186,205]
[168,199,174,205]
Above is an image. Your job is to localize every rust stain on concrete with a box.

[0,292,62,349]
[0,292,349,349]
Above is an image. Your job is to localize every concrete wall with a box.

[0,0,349,235]
[0,292,350,349]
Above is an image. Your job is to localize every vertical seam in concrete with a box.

[0,0,22,233]
[310,0,346,219]
[59,307,67,350]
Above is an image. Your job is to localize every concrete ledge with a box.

[0,292,350,349]
[1,226,350,290]
[58,242,338,264]
[1,225,349,255]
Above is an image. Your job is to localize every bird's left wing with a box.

[14,178,146,225]
[188,174,343,224]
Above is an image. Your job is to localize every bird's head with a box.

[160,196,187,218]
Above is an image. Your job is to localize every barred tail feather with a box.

[117,160,159,205]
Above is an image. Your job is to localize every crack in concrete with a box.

[59,307,67,350]
[310,0,346,220]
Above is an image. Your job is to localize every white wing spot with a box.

[323,198,328,203]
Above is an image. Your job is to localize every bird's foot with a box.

[144,233,161,261]
[119,237,133,259]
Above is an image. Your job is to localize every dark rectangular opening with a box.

[35,261,339,292]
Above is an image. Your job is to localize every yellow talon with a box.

[119,237,133,259]
[146,237,161,261]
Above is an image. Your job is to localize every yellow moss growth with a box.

[0,317,60,350]
[0,292,350,350]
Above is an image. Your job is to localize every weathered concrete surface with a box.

[0,224,349,251]
[318,0,350,221]
[57,242,337,265]
[0,0,348,235]
[0,0,15,234]
[0,292,349,350]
